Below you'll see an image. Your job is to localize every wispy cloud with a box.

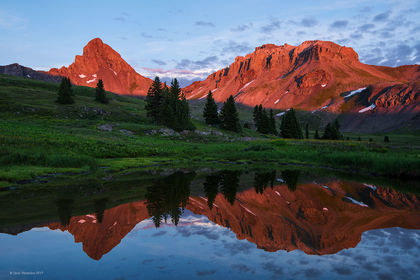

[231,23,253,32]
[195,21,215,27]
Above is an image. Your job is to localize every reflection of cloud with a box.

[333,266,352,275]
[304,268,322,278]
[196,270,216,276]
[152,231,166,237]
[231,264,255,274]
[263,262,283,276]
[222,240,254,256]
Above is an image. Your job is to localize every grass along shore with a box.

[1,74,419,186]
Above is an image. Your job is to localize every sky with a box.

[0,0,419,86]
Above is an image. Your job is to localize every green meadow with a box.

[1,74,419,188]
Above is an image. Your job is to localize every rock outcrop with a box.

[47,38,153,95]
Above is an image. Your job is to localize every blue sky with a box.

[0,0,419,86]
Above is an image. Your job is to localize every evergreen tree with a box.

[305,123,309,139]
[269,109,277,135]
[95,79,108,104]
[158,85,174,127]
[157,78,194,131]
[56,77,74,104]
[220,95,241,132]
[254,105,276,135]
[145,77,162,122]
[314,129,320,139]
[280,108,303,139]
[384,136,390,143]
[203,91,220,125]
[322,119,343,140]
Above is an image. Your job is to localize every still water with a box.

[1,170,419,279]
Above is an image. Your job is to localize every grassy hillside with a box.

[1,74,420,187]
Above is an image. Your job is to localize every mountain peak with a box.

[48,38,152,95]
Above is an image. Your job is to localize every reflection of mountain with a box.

[187,181,420,255]
[2,179,420,260]
[49,201,149,260]
[42,180,420,260]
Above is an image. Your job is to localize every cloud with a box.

[152,59,167,66]
[358,23,375,32]
[113,17,126,22]
[330,20,348,28]
[301,17,318,27]
[260,19,281,34]
[141,32,153,38]
[0,10,26,30]
[175,55,219,70]
[221,40,252,54]
[231,23,253,32]
[373,12,390,22]
[195,21,215,27]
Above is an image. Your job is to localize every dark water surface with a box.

[1,169,420,279]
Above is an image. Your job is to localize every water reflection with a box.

[1,169,420,277]
[145,172,193,227]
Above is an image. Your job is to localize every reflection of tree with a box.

[146,172,194,228]
[203,174,221,209]
[281,170,300,191]
[56,199,74,226]
[94,198,108,223]
[220,170,241,205]
[254,171,276,194]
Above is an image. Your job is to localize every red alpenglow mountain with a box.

[48,38,152,95]
[183,40,420,116]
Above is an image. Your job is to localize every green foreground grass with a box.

[1,74,420,186]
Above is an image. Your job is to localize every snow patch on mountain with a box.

[344,87,366,98]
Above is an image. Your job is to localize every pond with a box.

[0,169,419,279]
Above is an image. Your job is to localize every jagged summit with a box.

[183,40,420,128]
[48,38,152,95]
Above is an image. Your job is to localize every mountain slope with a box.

[183,41,420,120]
[47,38,153,95]
[0,63,62,83]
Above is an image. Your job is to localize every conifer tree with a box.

[305,123,309,139]
[269,109,277,135]
[322,119,343,140]
[314,129,320,139]
[203,91,219,125]
[280,108,303,139]
[56,77,74,104]
[95,79,108,104]
[145,77,162,122]
[220,95,241,132]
